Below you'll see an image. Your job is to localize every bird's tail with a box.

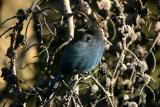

[43,73,63,104]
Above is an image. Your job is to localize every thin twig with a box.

[150,51,156,72]
[125,48,140,62]
[0,16,17,27]
[17,76,42,102]
[44,17,55,35]
[22,43,43,54]
[91,75,115,107]
[25,15,33,39]
[145,32,160,58]
[0,27,13,38]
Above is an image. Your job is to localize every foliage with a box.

[0,0,160,107]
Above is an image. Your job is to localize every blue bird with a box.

[43,24,105,103]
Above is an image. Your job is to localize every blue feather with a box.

[44,26,105,103]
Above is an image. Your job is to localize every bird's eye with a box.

[82,34,92,42]
[86,36,91,41]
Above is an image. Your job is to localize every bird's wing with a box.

[58,37,104,73]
